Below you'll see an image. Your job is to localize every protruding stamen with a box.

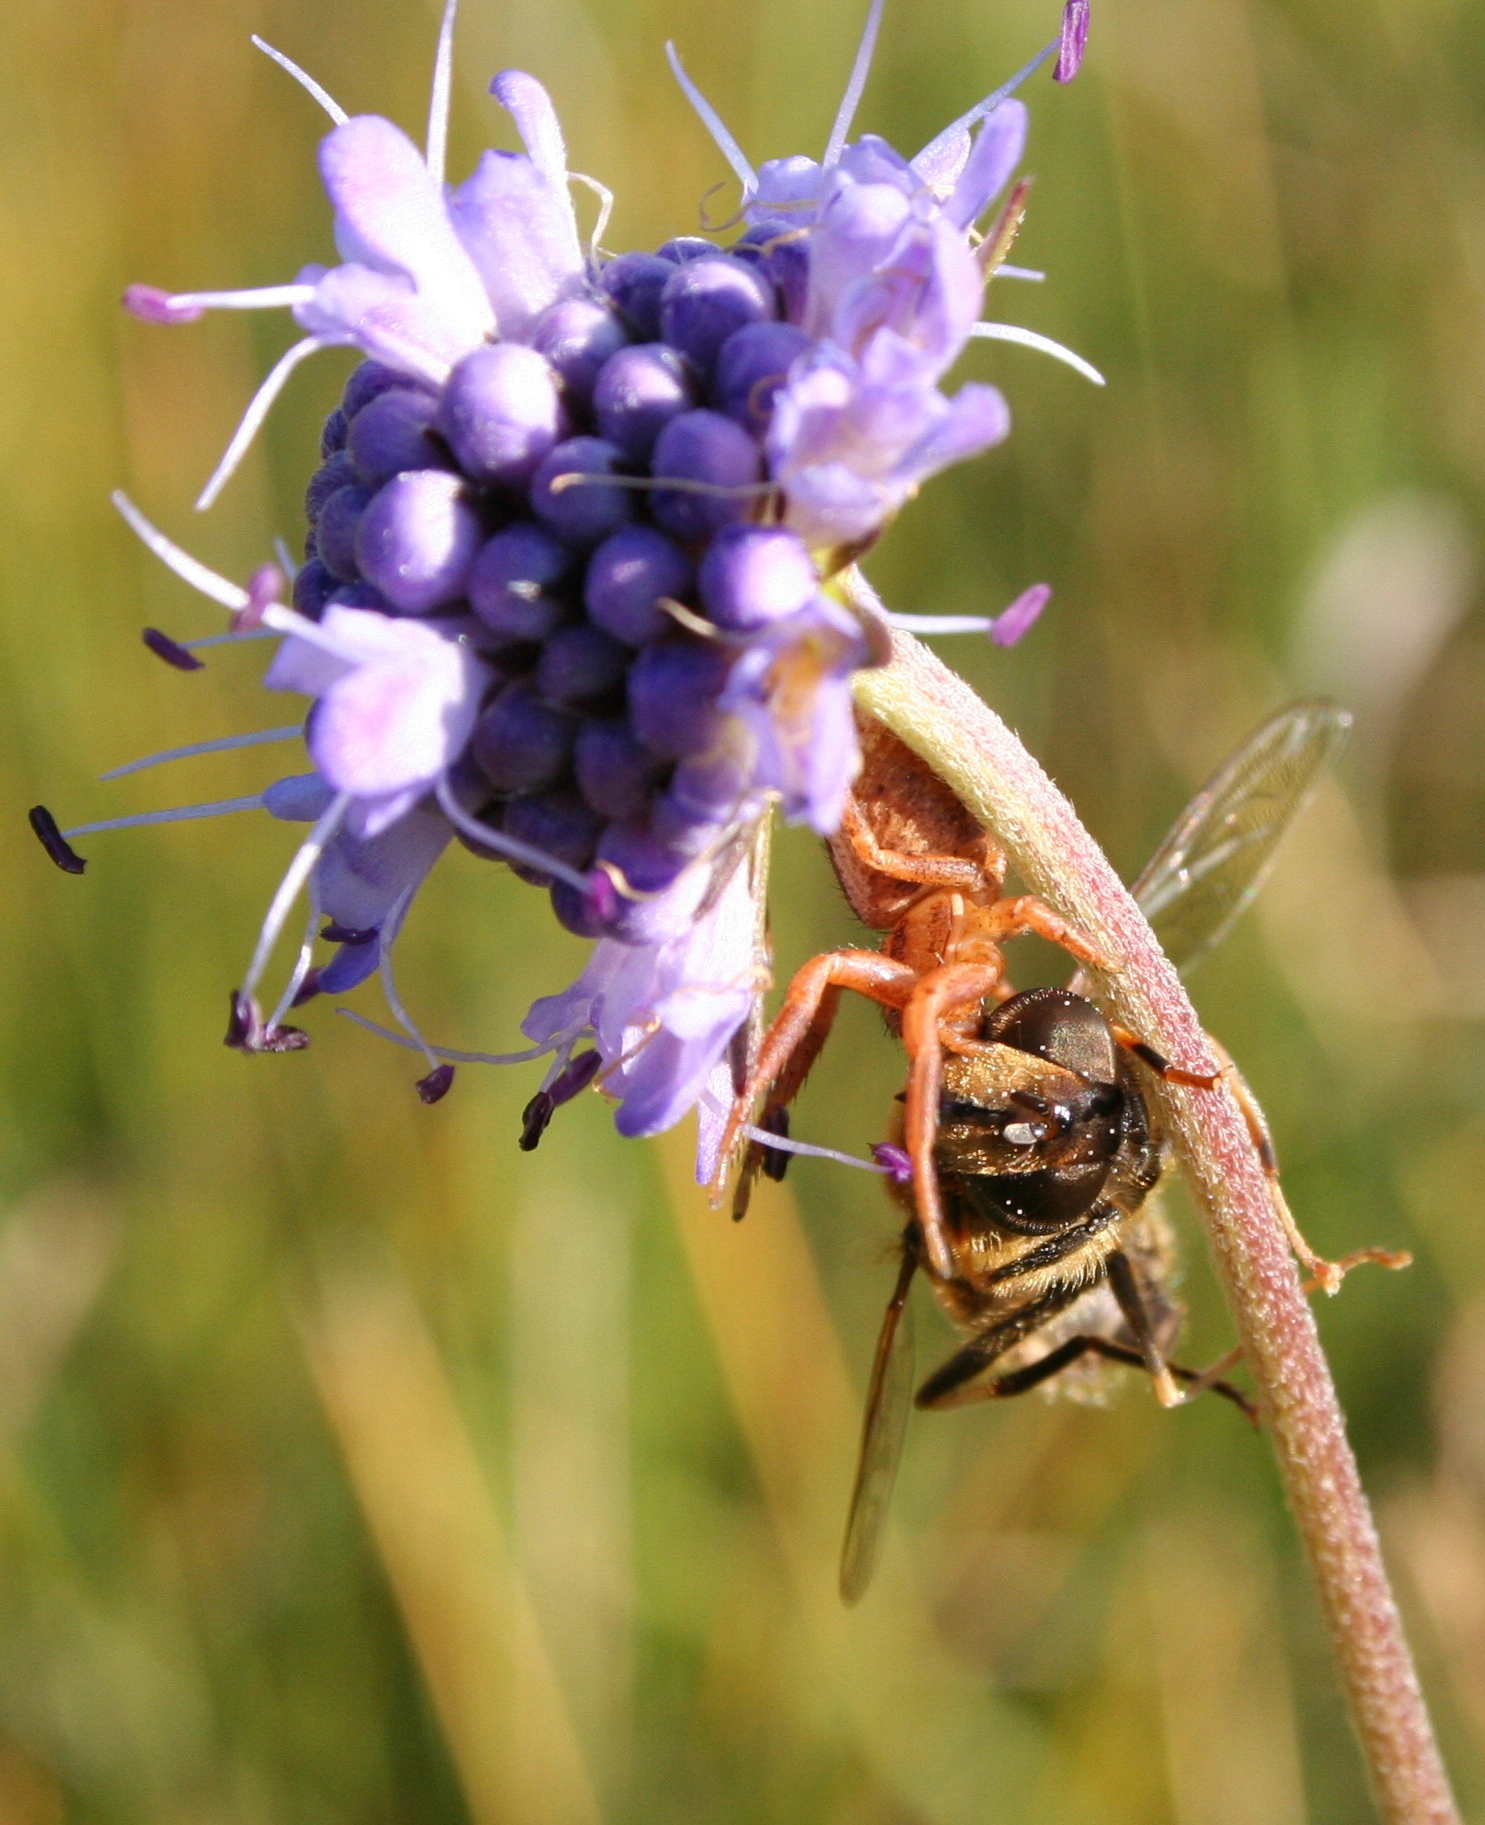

[434,778,594,896]
[995,264,1045,282]
[180,629,278,651]
[990,582,1050,648]
[239,563,288,630]
[871,1142,914,1184]
[112,492,249,613]
[266,887,323,1033]
[61,795,265,838]
[1053,0,1090,83]
[136,283,318,316]
[251,35,350,123]
[197,337,327,512]
[29,807,86,874]
[337,1008,560,1067]
[425,0,461,187]
[271,539,299,586]
[142,628,204,672]
[225,990,311,1054]
[735,1121,892,1175]
[374,891,446,1084]
[969,321,1105,385]
[664,43,758,198]
[912,38,1058,179]
[519,1089,556,1150]
[239,791,351,1005]
[823,0,887,168]
[101,725,301,782]
[877,583,1050,647]
[124,285,206,326]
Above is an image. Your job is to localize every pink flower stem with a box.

[853,627,1458,1825]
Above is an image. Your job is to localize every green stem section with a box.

[853,628,1457,1825]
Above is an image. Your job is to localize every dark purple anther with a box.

[348,388,450,487]
[626,635,731,757]
[142,626,204,671]
[292,559,336,620]
[574,718,669,820]
[355,471,483,613]
[123,283,205,325]
[649,410,765,541]
[342,360,418,421]
[519,1089,556,1150]
[871,1143,914,1185]
[713,321,811,431]
[593,344,697,461]
[438,344,566,488]
[224,991,310,1053]
[417,1062,456,1104]
[320,408,349,458]
[529,297,630,404]
[306,453,357,521]
[321,921,378,945]
[991,583,1051,648]
[471,681,578,792]
[1054,0,1090,82]
[548,878,608,938]
[468,523,574,642]
[522,1047,603,1143]
[316,483,373,582]
[503,788,605,885]
[758,1105,791,1182]
[529,437,635,549]
[584,526,693,647]
[599,252,677,340]
[659,255,777,379]
[698,525,817,630]
[535,622,631,708]
[29,806,85,874]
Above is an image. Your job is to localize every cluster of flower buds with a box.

[34,0,1092,1171]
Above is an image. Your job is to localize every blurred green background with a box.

[0,0,1482,1817]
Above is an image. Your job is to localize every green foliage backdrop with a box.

[1,0,1483,1818]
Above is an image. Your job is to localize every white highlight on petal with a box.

[970,320,1106,386]
[112,492,249,612]
[196,336,327,511]
[181,629,279,650]
[823,0,887,168]
[425,0,460,187]
[101,726,302,782]
[433,778,593,896]
[61,795,266,838]
[160,284,318,313]
[251,36,349,124]
[664,43,757,197]
[337,1007,560,1066]
[240,791,352,1004]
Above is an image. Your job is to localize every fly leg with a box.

[1108,1024,1221,1089]
[956,1334,1257,1422]
[1106,1249,1184,1409]
[710,950,919,1203]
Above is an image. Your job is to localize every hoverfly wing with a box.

[839,1248,918,1606]
[1132,699,1350,975]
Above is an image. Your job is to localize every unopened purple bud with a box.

[659,256,777,379]
[737,229,809,325]
[871,1142,914,1186]
[143,626,204,671]
[356,471,483,613]
[348,388,451,487]
[343,361,422,420]
[504,788,605,885]
[649,410,764,541]
[417,1062,456,1103]
[596,817,691,895]
[991,582,1051,648]
[123,283,205,325]
[325,581,392,615]
[698,525,817,630]
[320,408,349,458]
[471,681,578,792]
[306,453,357,521]
[549,878,608,938]
[593,344,697,462]
[584,526,693,646]
[292,559,336,620]
[626,635,731,757]
[530,437,636,549]
[536,622,631,708]
[713,321,811,431]
[316,483,373,582]
[468,522,575,642]
[590,826,706,943]
[29,806,85,874]
[655,237,714,264]
[439,344,566,488]
[599,252,677,339]
[574,718,669,820]
[1054,0,1090,82]
[530,298,630,404]
[654,740,753,835]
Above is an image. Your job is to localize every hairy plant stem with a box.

[853,627,1457,1825]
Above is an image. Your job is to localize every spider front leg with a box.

[710,950,919,1202]
[978,894,1112,973]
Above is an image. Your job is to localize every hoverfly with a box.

[712,699,1378,1603]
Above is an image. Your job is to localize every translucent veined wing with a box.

[839,1249,918,1606]
[1131,699,1350,975]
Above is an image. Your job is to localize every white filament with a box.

[664,43,757,197]
[181,629,279,651]
[970,321,1105,386]
[266,884,322,1034]
[433,778,594,896]
[569,172,615,257]
[196,336,327,511]
[996,264,1045,282]
[338,1008,560,1067]
[376,891,440,1073]
[240,791,351,1003]
[251,36,349,124]
[161,284,318,313]
[112,492,248,612]
[101,726,302,782]
[425,0,460,187]
[913,38,1057,178]
[737,1122,891,1174]
[823,0,887,167]
[62,796,265,838]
